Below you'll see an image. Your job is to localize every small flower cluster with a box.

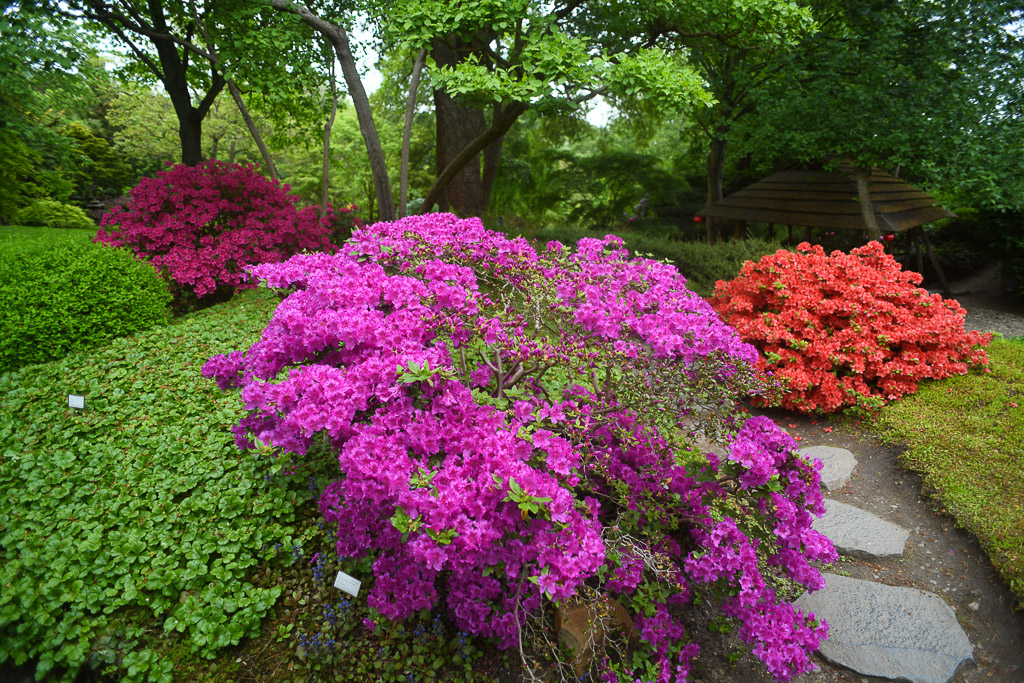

[298,630,336,656]
[205,214,834,681]
[96,161,333,300]
[322,201,365,244]
[711,241,992,413]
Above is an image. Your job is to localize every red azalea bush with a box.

[711,241,991,414]
[96,161,333,301]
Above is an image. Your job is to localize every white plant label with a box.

[68,394,85,410]
[334,571,361,597]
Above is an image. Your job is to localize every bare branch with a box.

[75,2,217,63]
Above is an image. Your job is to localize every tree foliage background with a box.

[3,0,1022,284]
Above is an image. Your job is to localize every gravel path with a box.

[943,262,1024,338]
[963,305,1024,338]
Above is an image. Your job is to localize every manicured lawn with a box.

[872,337,1024,604]
[0,224,98,249]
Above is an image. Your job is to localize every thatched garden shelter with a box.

[698,163,955,294]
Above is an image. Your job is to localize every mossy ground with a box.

[871,338,1024,604]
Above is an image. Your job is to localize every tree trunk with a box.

[321,62,338,220]
[399,48,427,218]
[227,80,278,180]
[420,102,526,215]
[324,22,394,221]
[189,9,277,178]
[480,102,506,210]
[228,139,236,163]
[151,29,223,166]
[855,167,882,240]
[705,135,727,244]
[431,41,489,216]
[178,110,206,166]
[266,0,395,221]
[80,1,226,167]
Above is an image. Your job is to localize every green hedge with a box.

[12,199,96,230]
[0,240,171,374]
[532,225,783,296]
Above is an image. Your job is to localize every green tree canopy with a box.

[735,0,1024,209]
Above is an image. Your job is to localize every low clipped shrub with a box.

[711,241,991,414]
[636,235,784,296]
[13,199,95,230]
[533,225,782,296]
[96,161,333,302]
[205,214,835,681]
[0,239,170,374]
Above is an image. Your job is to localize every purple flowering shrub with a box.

[203,214,835,681]
[96,161,334,301]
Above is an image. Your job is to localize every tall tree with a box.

[733,0,1024,215]
[386,1,708,215]
[266,0,397,220]
[399,48,428,217]
[0,2,97,216]
[62,1,230,165]
[187,6,279,179]
[207,2,337,180]
[585,0,816,241]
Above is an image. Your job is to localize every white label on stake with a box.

[68,394,85,410]
[334,571,361,597]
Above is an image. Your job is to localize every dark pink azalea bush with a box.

[96,161,333,300]
[204,214,836,681]
[711,242,991,414]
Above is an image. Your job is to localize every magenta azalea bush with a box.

[204,214,836,681]
[96,161,333,300]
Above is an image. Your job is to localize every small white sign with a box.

[334,571,361,597]
[68,394,85,410]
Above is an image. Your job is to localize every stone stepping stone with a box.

[795,573,972,683]
[813,499,909,560]
[797,445,857,490]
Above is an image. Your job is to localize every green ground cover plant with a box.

[0,233,171,374]
[872,337,1024,604]
[0,289,314,681]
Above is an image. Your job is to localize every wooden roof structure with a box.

[697,164,954,232]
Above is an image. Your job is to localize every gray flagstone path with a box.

[797,445,858,490]
[796,573,974,683]
[813,498,910,560]
[797,444,973,682]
